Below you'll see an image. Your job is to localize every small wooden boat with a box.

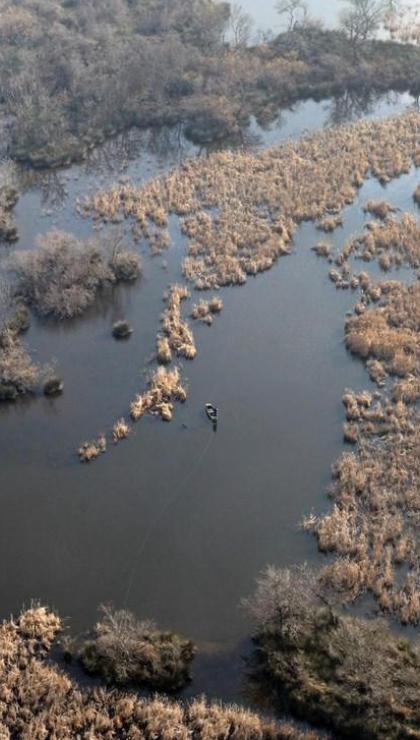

[205,403,218,423]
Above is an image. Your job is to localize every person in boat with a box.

[205,403,218,422]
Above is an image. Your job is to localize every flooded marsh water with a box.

[0,92,419,701]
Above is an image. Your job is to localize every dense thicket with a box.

[0,0,419,167]
[246,566,420,740]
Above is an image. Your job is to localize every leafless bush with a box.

[247,565,420,738]
[243,563,319,639]
[0,328,40,398]
[79,604,195,690]
[14,231,141,319]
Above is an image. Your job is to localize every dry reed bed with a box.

[305,417,420,624]
[306,211,420,623]
[337,214,420,273]
[78,114,418,463]
[159,284,196,362]
[0,605,319,739]
[86,112,419,289]
[345,279,420,393]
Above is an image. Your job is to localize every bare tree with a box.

[275,0,308,31]
[339,0,387,47]
[229,3,254,47]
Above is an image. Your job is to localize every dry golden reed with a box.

[0,605,320,739]
[130,366,187,424]
[86,112,419,291]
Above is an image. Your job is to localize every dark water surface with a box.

[0,92,419,702]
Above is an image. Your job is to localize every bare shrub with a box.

[246,565,420,739]
[0,328,40,398]
[79,604,195,691]
[14,231,141,319]
[0,605,318,739]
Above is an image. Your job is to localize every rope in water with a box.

[122,424,215,607]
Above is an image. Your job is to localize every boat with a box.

[205,403,218,423]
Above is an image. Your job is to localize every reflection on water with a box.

[0,91,419,703]
[13,90,416,215]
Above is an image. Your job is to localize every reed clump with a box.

[306,273,420,621]
[363,200,395,220]
[304,205,420,623]
[130,366,187,424]
[316,214,343,232]
[345,280,420,387]
[112,418,130,442]
[0,185,19,242]
[246,565,420,739]
[312,241,331,257]
[156,334,172,364]
[191,296,223,325]
[0,605,318,739]
[160,284,197,359]
[78,434,107,462]
[337,214,420,272]
[14,231,141,319]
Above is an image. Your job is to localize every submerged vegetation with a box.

[246,565,420,739]
[0,604,320,739]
